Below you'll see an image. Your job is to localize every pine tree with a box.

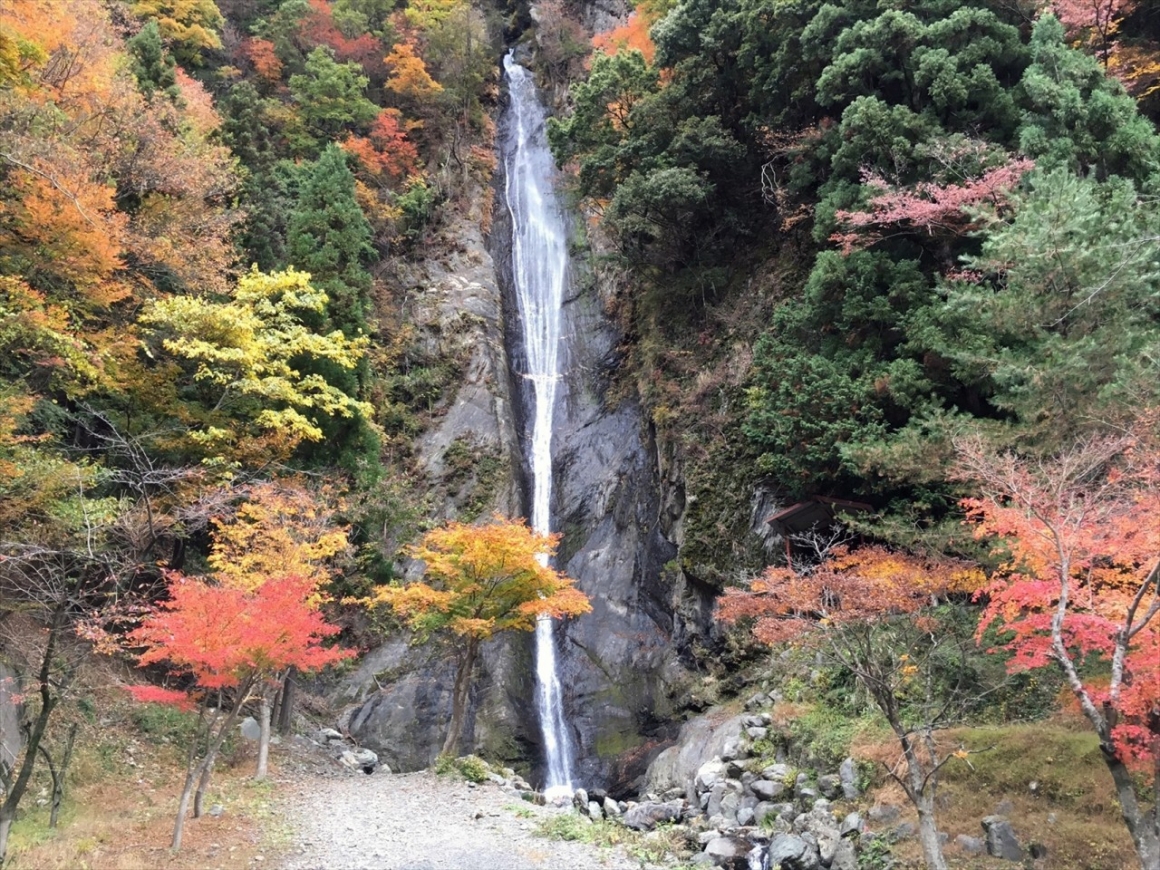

[126,21,179,100]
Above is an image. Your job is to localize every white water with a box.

[501,53,576,799]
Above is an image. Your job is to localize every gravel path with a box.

[277,769,644,870]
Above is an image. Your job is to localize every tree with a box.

[138,266,372,461]
[128,573,351,849]
[362,516,591,756]
[131,0,224,66]
[717,544,985,870]
[288,46,379,150]
[955,432,1160,869]
[126,20,179,100]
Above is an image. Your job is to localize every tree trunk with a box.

[901,738,948,870]
[49,723,77,829]
[0,810,14,867]
[277,668,296,736]
[255,695,271,780]
[1100,743,1160,869]
[172,762,198,850]
[441,640,477,757]
[193,753,215,818]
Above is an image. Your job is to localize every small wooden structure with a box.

[766,496,872,566]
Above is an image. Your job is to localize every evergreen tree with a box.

[127,21,179,101]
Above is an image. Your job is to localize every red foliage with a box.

[297,0,387,80]
[832,159,1034,253]
[130,573,351,696]
[957,432,1160,762]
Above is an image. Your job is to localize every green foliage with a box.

[288,46,379,151]
[434,753,491,782]
[126,21,179,101]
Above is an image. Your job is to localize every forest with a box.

[0,0,1158,868]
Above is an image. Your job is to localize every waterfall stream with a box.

[501,53,576,798]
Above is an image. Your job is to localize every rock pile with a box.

[315,727,384,775]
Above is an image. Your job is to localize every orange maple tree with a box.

[363,515,590,756]
[718,545,985,870]
[129,574,351,849]
[592,10,657,65]
[955,432,1160,868]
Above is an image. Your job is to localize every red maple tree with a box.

[128,574,351,849]
[955,431,1160,868]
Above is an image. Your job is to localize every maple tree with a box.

[363,516,590,756]
[385,41,444,105]
[718,544,986,870]
[955,432,1160,869]
[128,573,351,849]
[592,10,657,65]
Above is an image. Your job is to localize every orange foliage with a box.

[340,108,421,183]
[717,544,984,646]
[384,41,443,102]
[298,0,387,80]
[592,10,656,65]
[244,36,282,85]
[365,515,590,641]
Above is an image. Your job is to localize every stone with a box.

[751,779,785,801]
[736,806,755,827]
[697,760,728,793]
[762,763,792,782]
[982,816,1023,862]
[623,799,684,831]
[317,727,344,743]
[867,803,900,825]
[338,748,379,773]
[588,800,604,820]
[644,715,746,797]
[239,717,261,741]
[838,758,859,801]
[955,834,985,856]
[753,802,777,826]
[707,784,727,818]
[796,787,818,807]
[766,833,821,870]
[719,790,741,824]
[893,822,916,840]
[691,853,716,866]
[746,726,769,741]
[721,739,748,761]
[208,804,224,817]
[603,796,620,818]
[840,812,862,837]
[572,788,589,810]
[741,715,765,728]
[698,830,722,845]
[817,775,841,800]
[830,840,858,870]
[1029,842,1048,860]
[745,693,769,711]
[704,835,753,870]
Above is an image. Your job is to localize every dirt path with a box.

[276,768,644,870]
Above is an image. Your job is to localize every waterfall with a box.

[501,53,576,798]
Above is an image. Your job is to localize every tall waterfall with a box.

[501,53,576,797]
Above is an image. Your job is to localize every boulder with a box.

[981,816,1023,862]
[955,834,985,856]
[240,717,261,741]
[745,693,769,711]
[765,833,821,870]
[750,779,785,801]
[736,806,755,827]
[703,835,753,870]
[318,727,344,744]
[838,758,859,801]
[762,763,792,782]
[746,726,769,741]
[867,803,900,825]
[573,788,589,810]
[830,840,858,870]
[338,748,379,773]
[645,715,745,797]
[840,812,863,837]
[817,774,841,800]
[623,799,684,831]
[588,801,604,820]
[603,796,621,818]
[696,760,728,793]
